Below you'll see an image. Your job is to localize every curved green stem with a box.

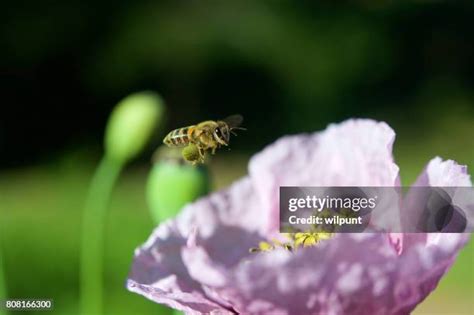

[80,157,123,315]
[0,229,7,315]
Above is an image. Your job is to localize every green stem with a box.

[0,227,7,315]
[80,157,123,315]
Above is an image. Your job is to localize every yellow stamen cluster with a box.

[249,232,332,253]
[293,232,332,248]
[249,208,347,254]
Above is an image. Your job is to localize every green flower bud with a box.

[147,147,210,223]
[105,91,165,164]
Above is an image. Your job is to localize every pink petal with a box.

[249,119,400,233]
[127,178,266,313]
[126,220,232,314]
[182,234,398,314]
[413,157,471,187]
[402,157,472,252]
[182,232,469,314]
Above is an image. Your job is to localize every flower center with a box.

[249,231,333,253]
[250,208,342,253]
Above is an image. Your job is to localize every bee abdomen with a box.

[163,127,192,147]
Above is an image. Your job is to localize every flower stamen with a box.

[249,232,333,254]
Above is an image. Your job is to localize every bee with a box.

[163,114,245,164]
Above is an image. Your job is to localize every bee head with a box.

[213,123,230,146]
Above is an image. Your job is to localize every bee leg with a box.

[211,147,216,155]
[198,147,206,163]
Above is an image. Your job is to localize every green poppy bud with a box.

[105,91,165,164]
[147,147,210,223]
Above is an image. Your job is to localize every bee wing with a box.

[222,114,244,128]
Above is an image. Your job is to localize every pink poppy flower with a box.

[127,119,471,315]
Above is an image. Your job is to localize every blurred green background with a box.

[1,1,474,314]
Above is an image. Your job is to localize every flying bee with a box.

[163,114,245,164]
